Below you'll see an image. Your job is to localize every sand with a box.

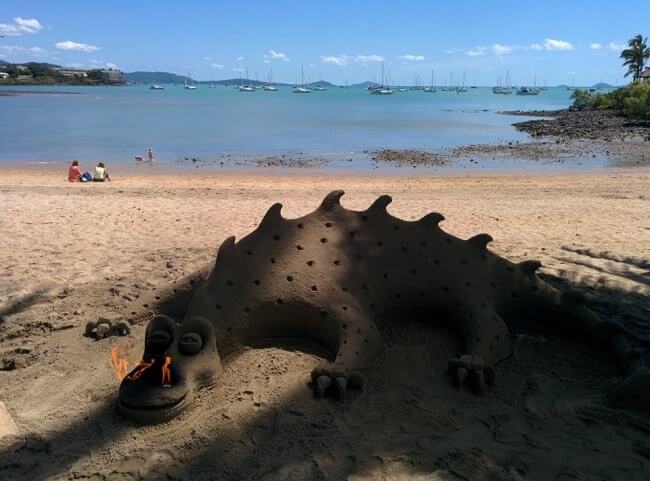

[0,165,649,480]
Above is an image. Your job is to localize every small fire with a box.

[162,356,172,387]
[109,344,132,380]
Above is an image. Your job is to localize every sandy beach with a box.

[1,165,650,480]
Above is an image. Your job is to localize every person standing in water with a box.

[148,148,155,164]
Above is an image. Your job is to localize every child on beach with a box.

[68,160,81,182]
[93,162,111,182]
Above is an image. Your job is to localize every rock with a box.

[1,358,16,371]
[0,401,18,439]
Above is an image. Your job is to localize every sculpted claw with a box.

[316,375,332,398]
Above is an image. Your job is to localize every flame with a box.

[124,358,155,382]
[109,344,132,380]
[161,356,172,387]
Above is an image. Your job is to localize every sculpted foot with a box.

[448,355,495,394]
[310,364,363,401]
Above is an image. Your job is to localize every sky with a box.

[1,0,649,86]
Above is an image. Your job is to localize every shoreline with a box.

[3,109,648,172]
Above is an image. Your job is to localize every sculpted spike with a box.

[320,190,345,212]
[260,202,284,227]
[419,212,445,226]
[468,233,493,249]
[368,195,392,213]
[216,236,236,263]
[519,260,542,275]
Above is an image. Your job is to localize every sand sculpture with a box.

[117,190,648,422]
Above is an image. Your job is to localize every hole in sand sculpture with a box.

[307,260,315,266]
[286,276,294,282]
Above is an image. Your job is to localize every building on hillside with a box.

[98,69,124,84]
[56,68,88,78]
[16,75,33,80]
[641,68,650,83]
[0,72,9,79]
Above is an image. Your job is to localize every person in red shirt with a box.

[68,160,81,182]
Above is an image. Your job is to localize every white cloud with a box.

[492,43,513,56]
[355,54,384,63]
[608,41,626,51]
[399,53,424,61]
[264,49,290,62]
[232,67,245,73]
[590,43,603,50]
[210,63,224,69]
[55,40,101,53]
[467,46,487,57]
[445,47,465,54]
[544,38,574,51]
[0,45,46,55]
[236,56,244,61]
[104,62,118,69]
[65,62,85,68]
[321,54,349,66]
[530,43,543,50]
[0,17,43,36]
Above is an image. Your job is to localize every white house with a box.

[641,68,650,83]
[0,72,9,79]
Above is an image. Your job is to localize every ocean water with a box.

[0,84,576,167]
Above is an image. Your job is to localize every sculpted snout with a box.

[118,315,221,423]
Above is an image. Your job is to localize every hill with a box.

[592,82,614,89]
[123,71,189,84]
[353,81,381,88]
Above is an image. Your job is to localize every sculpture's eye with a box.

[178,332,203,355]
[147,330,172,354]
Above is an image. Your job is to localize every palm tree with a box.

[620,34,650,82]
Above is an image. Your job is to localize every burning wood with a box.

[162,356,172,387]
[124,358,155,382]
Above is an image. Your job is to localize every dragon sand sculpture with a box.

[116,191,649,422]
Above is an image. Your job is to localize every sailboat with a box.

[238,69,255,91]
[293,64,311,93]
[424,70,437,92]
[492,71,513,95]
[339,80,350,89]
[263,69,278,91]
[456,71,468,93]
[184,72,197,90]
[517,75,540,95]
[150,84,164,90]
[370,63,393,95]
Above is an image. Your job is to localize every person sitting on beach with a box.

[68,160,81,182]
[93,162,111,182]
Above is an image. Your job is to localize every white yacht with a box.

[150,84,164,90]
[293,65,311,93]
[370,63,393,95]
[424,70,437,92]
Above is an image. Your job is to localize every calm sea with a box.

[0,84,577,168]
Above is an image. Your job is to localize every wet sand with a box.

[0,165,649,480]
